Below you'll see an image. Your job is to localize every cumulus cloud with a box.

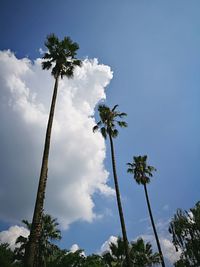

[0,226,29,251]
[0,50,114,229]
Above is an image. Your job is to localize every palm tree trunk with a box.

[143,184,165,267]
[24,75,59,267]
[108,133,132,267]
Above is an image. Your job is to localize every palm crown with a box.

[130,238,161,266]
[42,33,82,78]
[93,104,127,139]
[127,155,156,185]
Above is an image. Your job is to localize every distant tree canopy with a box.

[0,243,22,267]
[0,233,162,267]
[169,201,200,266]
[102,236,161,267]
[3,201,200,267]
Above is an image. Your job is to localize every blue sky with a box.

[0,1,200,265]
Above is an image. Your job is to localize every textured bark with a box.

[108,133,132,267]
[143,184,166,267]
[24,75,59,267]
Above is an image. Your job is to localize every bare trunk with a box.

[24,75,59,267]
[143,184,165,267]
[108,133,132,267]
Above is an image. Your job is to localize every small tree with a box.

[169,201,200,266]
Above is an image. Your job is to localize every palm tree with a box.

[127,155,166,267]
[130,238,161,266]
[102,237,160,267]
[102,236,126,266]
[25,34,81,267]
[93,104,131,267]
[16,214,61,267]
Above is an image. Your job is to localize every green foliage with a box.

[82,254,105,267]
[47,249,106,267]
[169,201,200,266]
[127,155,156,185]
[93,104,127,139]
[130,238,161,266]
[0,243,22,267]
[15,213,61,266]
[42,33,82,78]
[49,249,85,267]
[102,237,160,267]
[103,236,125,266]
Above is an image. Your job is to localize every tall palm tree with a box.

[93,104,131,267]
[127,155,166,267]
[25,34,81,267]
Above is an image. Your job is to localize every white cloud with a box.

[0,50,114,229]
[0,226,29,251]
[100,235,118,253]
[38,48,46,55]
[70,243,80,252]
[70,244,85,256]
[161,238,181,264]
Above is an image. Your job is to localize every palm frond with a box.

[127,162,133,168]
[117,121,128,128]
[43,52,52,60]
[96,121,102,127]
[73,59,82,67]
[127,168,133,174]
[117,112,127,118]
[112,129,118,138]
[42,61,52,70]
[61,65,74,79]
[127,155,156,185]
[112,104,119,112]
[45,34,59,51]
[93,125,99,133]
[101,127,107,139]
[93,104,127,140]
[22,219,31,230]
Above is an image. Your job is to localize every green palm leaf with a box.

[42,33,82,79]
[93,104,127,139]
[127,155,156,185]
